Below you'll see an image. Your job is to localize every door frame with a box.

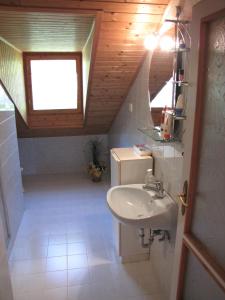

[176,6,225,299]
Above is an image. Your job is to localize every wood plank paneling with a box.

[0,0,170,137]
[20,0,167,14]
[103,12,163,22]
[28,113,83,128]
[149,47,173,100]
[0,11,94,52]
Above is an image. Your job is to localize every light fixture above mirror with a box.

[144,6,191,53]
[144,33,175,51]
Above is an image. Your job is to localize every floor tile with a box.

[12,273,45,294]
[13,290,44,300]
[89,264,114,284]
[48,244,67,257]
[68,254,88,269]
[67,243,87,255]
[10,175,164,300]
[44,287,68,300]
[10,258,46,276]
[67,232,85,243]
[49,234,67,245]
[44,270,67,289]
[46,256,67,272]
[68,268,90,286]
[68,285,91,300]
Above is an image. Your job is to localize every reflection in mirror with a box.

[147,21,174,131]
[150,77,173,126]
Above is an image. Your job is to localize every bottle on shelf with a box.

[163,110,173,140]
[144,169,154,187]
[179,39,186,50]
[178,69,184,81]
[160,106,167,135]
[175,94,184,116]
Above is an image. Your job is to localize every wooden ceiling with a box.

[0,0,171,137]
[0,11,94,52]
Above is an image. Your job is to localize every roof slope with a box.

[0,1,170,137]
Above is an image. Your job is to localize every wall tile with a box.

[0,90,24,254]
[18,135,109,175]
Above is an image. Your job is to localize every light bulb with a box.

[159,36,174,51]
[144,34,158,50]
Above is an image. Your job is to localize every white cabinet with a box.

[111,147,153,186]
[110,148,153,262]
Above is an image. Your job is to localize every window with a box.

[23,53,82,113]
[31,60,78,110]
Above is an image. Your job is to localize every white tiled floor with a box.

[9,174,164,300]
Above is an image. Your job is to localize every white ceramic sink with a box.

[107,184,177,228]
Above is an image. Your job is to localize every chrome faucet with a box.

[143,169,164,198]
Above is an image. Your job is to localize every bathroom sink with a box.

[107,184,177,229]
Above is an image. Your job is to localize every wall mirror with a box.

[144,7,191,142]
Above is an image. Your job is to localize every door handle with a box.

[177,180,188,215]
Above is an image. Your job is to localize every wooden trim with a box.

[202,7,225,22]
[12,1,167,14]
[183,234,225,293]
[23,52,83,115]
[176,243,188,300]
[0,4,101,15]
[84,11,103,124]
[0,36,21,53]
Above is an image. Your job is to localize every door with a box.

[171,1,225,299]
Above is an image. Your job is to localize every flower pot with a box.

[88,164,104,182]
[92,174,102,182]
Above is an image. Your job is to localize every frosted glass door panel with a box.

[191,15,225,270]
[183,253,225,300]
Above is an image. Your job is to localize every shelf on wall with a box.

[170,81,189,86]
[170,47,190,53]
[166,110,187,120]
[138,127,180,143]
[174,115,186,120]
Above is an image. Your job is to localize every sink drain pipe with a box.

[139,228,154,249]
[139,228,170,256]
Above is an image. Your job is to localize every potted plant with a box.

[84,138,106,182]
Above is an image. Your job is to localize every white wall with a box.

[19,134,108,175]
[109,53,183,298]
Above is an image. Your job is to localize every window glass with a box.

[30,59,77,110]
